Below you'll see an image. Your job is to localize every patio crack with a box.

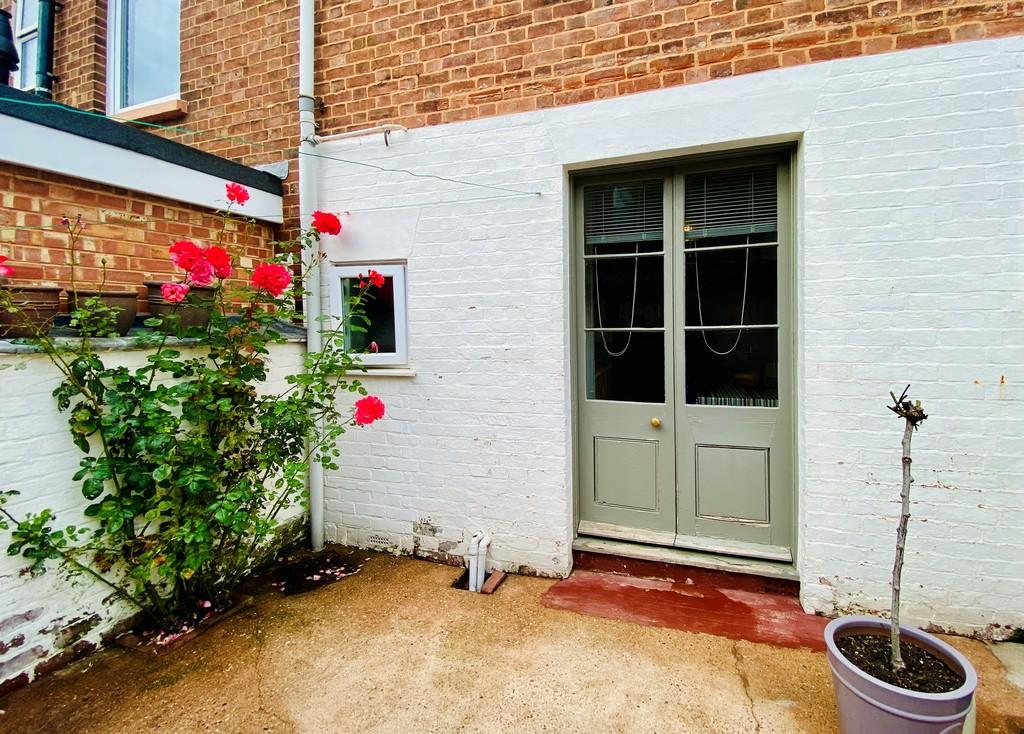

[732,640,763,734]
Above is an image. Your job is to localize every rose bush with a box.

[0,185,382,632]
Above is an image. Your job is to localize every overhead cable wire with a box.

[0,97,543,197]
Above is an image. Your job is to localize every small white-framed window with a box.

[328,264,408,367]
[12,0,39,91]
[106,0,181,114]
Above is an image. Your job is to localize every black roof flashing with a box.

[0,85,283,196]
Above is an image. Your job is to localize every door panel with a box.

[674,407,784,549]
[595,438,660,511]
[673,159,793,558]
[577,173,676,536]
[695,445,769,523]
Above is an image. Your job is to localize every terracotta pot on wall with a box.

[144,281,216,331]
[0,284,63,339]
[824,616,977,734]
[68,289,140,336]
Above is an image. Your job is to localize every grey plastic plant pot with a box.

[825,616,977,734]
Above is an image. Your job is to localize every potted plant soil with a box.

[144,280,216,330]
[824,386,977,733]
[68,289,139,336]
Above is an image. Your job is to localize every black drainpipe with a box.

[0,9,19,86]
[34,0,58,98]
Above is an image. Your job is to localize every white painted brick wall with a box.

[318,37,1024,637]
[0,342,305,689]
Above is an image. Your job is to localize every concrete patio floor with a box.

[1,551,1022,733]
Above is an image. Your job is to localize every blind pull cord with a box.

[595,242,640,358]
[694,173,752,357]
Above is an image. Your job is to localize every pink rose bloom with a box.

[0,255,13,278]
[188,259,215,287]
[353,395,385,426]
[161,282,190,303]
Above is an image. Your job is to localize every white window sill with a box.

[111,97,188,123]
[347,367,416,378]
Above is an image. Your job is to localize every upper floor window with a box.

[107,0,181,114]
[12,0,39,91]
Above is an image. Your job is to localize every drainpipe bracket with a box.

[298,94,324,113]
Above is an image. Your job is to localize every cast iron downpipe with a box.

[34,0,57,98]
[0,9,19,85]
[298,0,325,551]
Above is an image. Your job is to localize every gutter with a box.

[0,85,283,197]
[298,0,325,551]
[34,0,56,98]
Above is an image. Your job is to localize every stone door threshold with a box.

[572,534,799,581]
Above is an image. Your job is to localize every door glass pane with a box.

[341,276,397,354]
[121,0,180,107]
[586,331,664,403]
[683,164,780,408]
[584,180,663,256]
[684,246,776,327]
[583,178,666,403]
[586,255,663,329]
[685,329,778,407]
[683,165,776,244]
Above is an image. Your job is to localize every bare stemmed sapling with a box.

[887,385,928,672]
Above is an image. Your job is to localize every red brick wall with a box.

[0,162,276,310]
[52,0,108,112]
[10,0,1021,158]
[177,0,297,163]
[315,0,1024,132]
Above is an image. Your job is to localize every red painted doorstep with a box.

[543,558,828,651]
[573,550,801,597]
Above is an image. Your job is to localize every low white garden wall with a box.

[0,340,305,693]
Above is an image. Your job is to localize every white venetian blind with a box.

[684,165,776,241]
[584,180,663,245]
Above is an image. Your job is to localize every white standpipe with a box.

[467,531,483,592]
[298,0,324,551]
[475,535,491,593]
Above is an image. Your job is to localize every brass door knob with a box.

[650,417,662,429]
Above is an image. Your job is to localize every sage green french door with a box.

[576,172,678,544]
[576,155,794,562]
